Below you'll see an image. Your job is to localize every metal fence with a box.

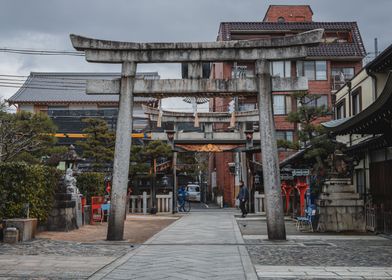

[365,202,392,234]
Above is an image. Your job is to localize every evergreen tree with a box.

[129,145,150,178]
[282,91,336,173]
[0,111,57,163]
[77,118,115,171]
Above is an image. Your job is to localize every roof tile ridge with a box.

[7,74,34,102]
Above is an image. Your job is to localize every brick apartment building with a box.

[209,5,366,206]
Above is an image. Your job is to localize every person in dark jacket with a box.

[177,186,187,212]
[237,180,249,218]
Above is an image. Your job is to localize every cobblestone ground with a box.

[238,217,392,279]
[0,239,133,279]
[0,239,132,257]
[245,239,392,267]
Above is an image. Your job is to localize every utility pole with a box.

[107,62,136,241]
[255,59,286,240]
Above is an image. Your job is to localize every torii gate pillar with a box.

[256,60,286,240]
[107,62,136,241]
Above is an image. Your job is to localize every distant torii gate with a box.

[71,29,323,241]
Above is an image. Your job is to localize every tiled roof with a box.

[7,72,159,104]
[219,21,366,58]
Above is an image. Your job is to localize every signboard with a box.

[292,169,310,177]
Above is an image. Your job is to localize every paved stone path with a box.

[90,211,257,280]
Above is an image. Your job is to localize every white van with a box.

[186,184,201,202]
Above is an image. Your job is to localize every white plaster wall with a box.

[18,104,34,113]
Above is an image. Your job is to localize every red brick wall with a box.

[263,5,313,22]
[213,152,236,206]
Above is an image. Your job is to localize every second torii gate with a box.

[70,29,323,241]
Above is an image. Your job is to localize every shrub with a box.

[76,172,105,204]
[0,162,61,222]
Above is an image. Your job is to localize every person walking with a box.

[237,180,249,218]
[177,185,187,212]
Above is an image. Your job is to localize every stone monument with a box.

[46,169,79,231]
[316,152,365,232]
[65,168,83,228]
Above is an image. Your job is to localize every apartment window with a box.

[336,100,346,119]
[271,61,291,78]
[276,131,294,142]
[238,103,256,112]
[352,87,362,115]
[297,61,327,80]
[331,67,355,90]
[299,95,328,108]
[232,65,248,79]
[273,95,292,115]
[332,67,355,80]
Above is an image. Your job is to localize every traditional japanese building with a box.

[323,44,392,234]
[7,72,159,145]
[210,5,366,206]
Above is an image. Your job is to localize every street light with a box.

[162,175,169,186]
[165,129,177,214]
[254,174,261,185]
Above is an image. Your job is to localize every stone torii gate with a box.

[70,29,323,241]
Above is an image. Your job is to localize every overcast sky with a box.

[1,0,391,110]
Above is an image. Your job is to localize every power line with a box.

[0,47,84,56]
[0,84,84,91]
[0,77,87,86]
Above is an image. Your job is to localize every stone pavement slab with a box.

[0,255,118,279]
[90,211,258,280]
[255,265,392,279]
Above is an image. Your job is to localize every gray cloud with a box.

[1,0,391,101]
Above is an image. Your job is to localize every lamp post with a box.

[165,130,177,214]
[162,175,169,186]
[254,174,261,186]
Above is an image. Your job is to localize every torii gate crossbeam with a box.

[71,29,323,241]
